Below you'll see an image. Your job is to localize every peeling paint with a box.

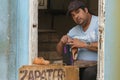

[97,0,105,80]
[29,0,38,64]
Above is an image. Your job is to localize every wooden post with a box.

[98,0,105,80]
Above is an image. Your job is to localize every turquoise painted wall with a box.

[0,0,9,80]
[0,0,29,80]
[15,0,29,79]
[105,0,120,80]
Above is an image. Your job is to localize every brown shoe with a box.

[33,57,50,65]
[71,48,78,60]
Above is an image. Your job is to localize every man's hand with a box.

[70,38,98,51]
[60,35,73,45]
[70,38,86,48]
[56,35,73,55]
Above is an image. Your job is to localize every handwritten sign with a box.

[19,65,79,80]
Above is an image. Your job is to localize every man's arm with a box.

[56,41,64,56]
[70,39,98,52]
[85,42,98,51]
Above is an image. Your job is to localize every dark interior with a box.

[38,0,98,62]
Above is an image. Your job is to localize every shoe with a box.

[33,57,50,65]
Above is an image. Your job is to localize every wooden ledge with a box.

[74,60,97,68]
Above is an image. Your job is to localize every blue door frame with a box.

[16,0,29,79]
[13,0,29,79]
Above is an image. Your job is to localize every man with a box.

[56,0,98,80]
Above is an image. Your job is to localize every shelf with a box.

[38,29,56,33]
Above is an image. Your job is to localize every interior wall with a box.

[38,0,98,37]
[38,10,75,38]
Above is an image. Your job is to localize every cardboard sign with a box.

[19,65,79,80]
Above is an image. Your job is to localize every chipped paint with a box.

[97,0,105,80]
[29,0,38,64]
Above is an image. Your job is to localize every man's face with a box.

[70,8,88,26]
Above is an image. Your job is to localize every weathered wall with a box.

[13,0,29,79]
[0,0,29,80]
[115,1,120,80]
[105,0,120,80]
[0,0,9,80]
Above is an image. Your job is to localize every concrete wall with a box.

[105,0,120,80]
[0,0,9,79]
[0,0,29,80]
